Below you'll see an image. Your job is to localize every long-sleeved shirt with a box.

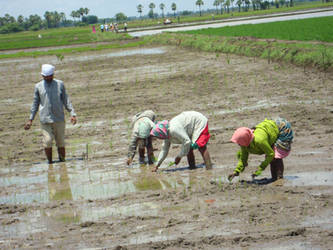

[127,110,156,159]
[29,79,76,123]
[234,119,279,175]
[156,111,208,167]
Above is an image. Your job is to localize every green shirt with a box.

[234,119,279,175]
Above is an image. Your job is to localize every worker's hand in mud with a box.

[228,172,238,182]
[126,158,132,166]
[71,116,77,125]
[151,165,159,172]
[174,156,181,165]
[24,120,32,130]
[252,169,262,180]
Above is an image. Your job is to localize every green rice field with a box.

[183,16,333,42]
[0,26,131,51]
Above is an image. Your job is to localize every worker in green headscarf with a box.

[127,110,156,166]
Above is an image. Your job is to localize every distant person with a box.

[114,23,118,33]
[124,22,128,32]
[228,118,294,182]
[127,110,156,166]
[24,64,77,164]
[92,25,96,33]
[100,24,104,32]
[150,111,212,172]
[110,23,114,32]
[105,23,109,32]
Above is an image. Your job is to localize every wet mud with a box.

[0,45,332,249]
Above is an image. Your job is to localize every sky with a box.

[0,0,217,19]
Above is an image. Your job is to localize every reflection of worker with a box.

[228,118,294,182]
[24,64,77,164]
[48,163,73,201]
[127,110,156,166]
[150,111,212,172]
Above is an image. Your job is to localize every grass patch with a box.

[0,26,132,50]
[144,33,333,71]
[183,16,333,42]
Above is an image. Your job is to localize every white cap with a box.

[41,64,55,76]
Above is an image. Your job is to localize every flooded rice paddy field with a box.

[0,45,333,249]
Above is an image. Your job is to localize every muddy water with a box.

[0,159,195,205]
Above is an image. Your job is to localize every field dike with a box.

[144,33,333,71]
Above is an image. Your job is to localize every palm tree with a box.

[78,8,85,21]
[84,8,89,16]
[70,10,77,21]
[160,3,165,18]
[59,12,66,24]
[219,0,225,14]
[213,0,220,14]
[149,3,156,18]
[231,0,235,12]
[137,4,143,18]
[236,0,242,12]
[44,11,51,27]
[171,3,177,16]
[196,0,204,16]
[225,0,231,13]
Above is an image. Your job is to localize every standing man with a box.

[24,64,77,164]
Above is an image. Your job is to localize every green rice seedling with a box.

[85,143,91,160]
[218,176,223,189]
[226,53,230,65]
[56,54,64,62]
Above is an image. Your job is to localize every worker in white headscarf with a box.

[127,110,156,166]
[24,64,77,164]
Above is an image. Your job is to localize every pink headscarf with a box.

[230,127,254,147]
[150,120,169,139]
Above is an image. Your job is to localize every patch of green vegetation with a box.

[183,16,333,42]
[134,176,162,191]
[0,26,132,50]
[55,213,81,224]
[144,32,333,71]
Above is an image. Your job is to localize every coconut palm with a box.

[59,12,66,24]
[137,4,143,18]
[160,3,165,18]
[219,0,225,14]
[225,0,231,13]
[70,10,76,21]
[44,11,51,27]
[236,0,242,11]
[149,2,156,18]
[196,0,204,16]
[213,0,219,14]
[171,3,177,16]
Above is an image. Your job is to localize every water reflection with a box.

[48,163,73,201]
[0,159,210,205]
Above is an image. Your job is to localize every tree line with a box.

[0,8,96,34]
[137,0,331,18]
[0,0,330,34]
